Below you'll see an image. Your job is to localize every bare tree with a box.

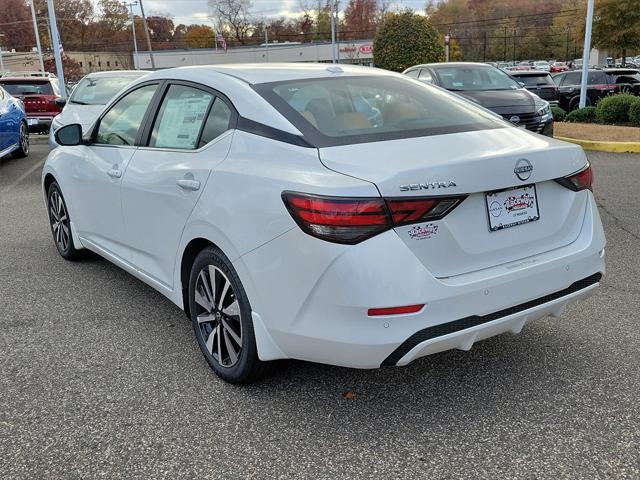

[208,0,254,45]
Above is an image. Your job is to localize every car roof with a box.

[83,70,149,79]
[509,70,551,76]
[0,77,51,82]
[143,63,397,85]
[408,62,496,70]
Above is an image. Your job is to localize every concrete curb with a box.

[555,136,640,153]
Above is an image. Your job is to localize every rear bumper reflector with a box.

[381,273,602,366]
[368,304,425,316]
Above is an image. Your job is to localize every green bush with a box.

[595,93,638,124]
[551,106,567,121]
[565,106,598,123]
[629,100,640,127]
[373,11,445,72]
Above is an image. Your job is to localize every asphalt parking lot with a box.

[1,138,639,479]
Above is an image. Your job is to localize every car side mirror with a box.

[518,81,526,87]
[55,98,67,108]
[55,123,83,146]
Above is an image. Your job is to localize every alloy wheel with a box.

[194,265,243,368]
[20,123,29,154]
[49,191,70,251]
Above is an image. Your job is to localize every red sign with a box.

[359,44,373,55]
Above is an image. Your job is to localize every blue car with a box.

[0,85,29,160]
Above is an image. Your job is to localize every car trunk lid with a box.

[318,128,589,277]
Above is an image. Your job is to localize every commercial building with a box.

[133,40,374,70]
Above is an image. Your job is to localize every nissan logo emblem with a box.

[509,115,521,124]
[514,159,533,181]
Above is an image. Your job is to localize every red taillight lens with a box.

[283,192,465,244]
[556,165,593,192]
[368,304,425,316]
[386,197,461,226]
[282,192,389,244]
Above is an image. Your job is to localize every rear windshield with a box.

[70,75,139,105]
[255,75,505,147]
[515,74,555,87]
[431,66,520,91]
[0,80,53,96]
[607,71,640,84]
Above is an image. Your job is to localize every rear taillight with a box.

[282,192,465,244]
[592,84,617,91]
[555,165,593,192]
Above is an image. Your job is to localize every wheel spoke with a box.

[50,206,59,221]
[216,324,223,363]
[205,327,216,354]
[222,300,239,318]
[221,318,241,345]
[197,270,214,311]
[207,265,217,303]
[218,278,231,310]
[197,313,216,324]
[194,288,212,311]
[57,195,63,216]
[223,328,238,364]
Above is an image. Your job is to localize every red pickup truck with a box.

[0,76,64,133]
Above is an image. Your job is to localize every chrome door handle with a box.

[176,179,200,191]
[107,168,122,178]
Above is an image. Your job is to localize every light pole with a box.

[46,0,66,97]
[579,0,595,109]
[138,0,155,69]
[330,2,336,63]
[29,0,45,74]
[124,1,139,69]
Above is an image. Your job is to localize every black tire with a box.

[569,95,591,111]
[46,182,83,260]
[12,122,29,158]
[188,246,272,384]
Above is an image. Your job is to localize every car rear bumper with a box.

[26,116,54,131]
[236,192,606,368]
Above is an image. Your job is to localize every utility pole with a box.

[0,33,4,73]
[29,1,45,74]
[330,1,336,63]
[138,0,155,69]
[124,1,139,69]
[565,27,570,63]
[483,31,487,63]
[503,27,507,63]
[264,25,268,62]
[46,0,66,98]
[445,28,451,62]
[335,0,340,64]
[579,0,594,108]
[512,28,517,64]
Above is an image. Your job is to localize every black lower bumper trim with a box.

[381,272,602,366]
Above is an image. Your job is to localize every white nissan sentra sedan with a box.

[43,64,605,383]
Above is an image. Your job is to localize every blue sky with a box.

[135,0,427,26]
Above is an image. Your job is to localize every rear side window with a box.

[150,84,213,149]
[418,69,434,83]
[198,98,233,148]
[0,81,53,96]
[516,75,554,87]
[405,70,419,78]
[256,75,504,147]
[561,72,581,85]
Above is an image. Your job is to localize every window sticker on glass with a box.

[151,86,213,149]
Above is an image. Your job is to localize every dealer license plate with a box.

[27,118,38,126]
[486,184,540,231]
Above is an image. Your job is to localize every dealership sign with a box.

[338,43,374,57]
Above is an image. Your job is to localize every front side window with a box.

[418,69,434,83]
[432,66,520,91]
[562,72,581,85]
[149,84,213,149]
[257,75,504,147]
[96,84,157,146]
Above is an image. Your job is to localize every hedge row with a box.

[554,94,640,127]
